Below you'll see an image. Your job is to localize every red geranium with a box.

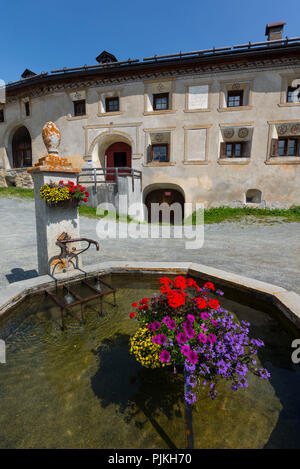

[208,299,220,310]
[129,312,136,319]
[204,282,215,291]
[167,290,186,308]
[195,297,207,309]
[173,276,186,290]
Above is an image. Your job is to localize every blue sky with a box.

[1,0,299,83]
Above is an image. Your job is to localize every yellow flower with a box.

[130,327,163,369]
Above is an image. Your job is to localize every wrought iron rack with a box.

[46,276,116,330]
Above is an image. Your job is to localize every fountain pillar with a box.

[28,122,82,276]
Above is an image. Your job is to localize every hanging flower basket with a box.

[129,276,270,404]
[40,180,89,208]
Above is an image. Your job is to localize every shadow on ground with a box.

[6,268,38,283]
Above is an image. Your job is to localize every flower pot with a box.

[46,198,81,208]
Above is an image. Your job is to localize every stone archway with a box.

[144,183,185,224]
[88,131,135,169]
[11,126,32,168]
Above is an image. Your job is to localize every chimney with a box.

[265,21,286,41]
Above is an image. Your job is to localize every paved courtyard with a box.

[0,197,299,294]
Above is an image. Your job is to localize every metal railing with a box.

[78,167,142,192]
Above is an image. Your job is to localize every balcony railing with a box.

[77,167,142,192]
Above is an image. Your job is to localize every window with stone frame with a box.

[153,93,169,111]
[220,141,250,158]
[287,85,300,103]
[0,108,4,122]
[227,90,244,107]
[73,99,86,116]
[150,144,169,162]
[24,101,30,116]
[105,97,119,112]
[271,137,300,157]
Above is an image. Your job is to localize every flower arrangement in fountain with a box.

[129,276,270,404]
[39,180,89,206]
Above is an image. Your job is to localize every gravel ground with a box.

[0,197,299,293]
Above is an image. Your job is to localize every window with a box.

[287,86,300,103]
[0,109,4,122]
[246,189,262,204]
[227,90,243,107]
[105,97,119,112]
[153,93,169,111]
[220,142,249,158]
[151,144,169,162]
[73,99,86,116]
[24,101,30,116]
[275,137,300,156]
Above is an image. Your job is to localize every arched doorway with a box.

[145,188,185,224]
[12,127,32,168]
[105,142,131,181]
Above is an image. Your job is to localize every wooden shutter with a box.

[297,138,300,156]
[147,145,152,163]
[220,142,226,158]
[270,138,278,157]
[165,143,170,162]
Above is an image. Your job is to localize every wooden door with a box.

[105,142,131,181]
[145,189,184,224]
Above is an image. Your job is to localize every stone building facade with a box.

[1,22,300,214]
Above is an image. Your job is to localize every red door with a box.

[105,142,132,181]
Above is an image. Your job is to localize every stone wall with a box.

[1,169,33,188]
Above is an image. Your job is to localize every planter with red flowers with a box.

[39,179,90,207]
[129,276,270,404]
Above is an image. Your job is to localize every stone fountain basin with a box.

[0,261,299,329]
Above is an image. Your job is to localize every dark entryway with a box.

[145,188,184,224]
[12,126,32,168]
[105,142,131,181]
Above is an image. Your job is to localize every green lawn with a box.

[1,186,300,223]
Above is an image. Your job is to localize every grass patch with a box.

[191,206,300,224]
[0,187,34,199]
[79,205,134,223]
[1,187,300,224]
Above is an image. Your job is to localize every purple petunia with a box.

[159,350,171,363]
[184,392,196,405]
[176,332,188,344]
[186,350,199,365]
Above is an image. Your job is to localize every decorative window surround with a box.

[218,122,254,163]
[19,96,31,119]
[97,87,124,116]
[143,78,176,114]
[218,79,253,112]
[279,73,300,107]
[183,124,212,164]
[184,82,212,112]
[143,126,176,166]
[266,120,300,164]
[67,89,88,120]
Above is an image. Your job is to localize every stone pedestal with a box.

[31,168,82,275]
[28,121,82,276]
